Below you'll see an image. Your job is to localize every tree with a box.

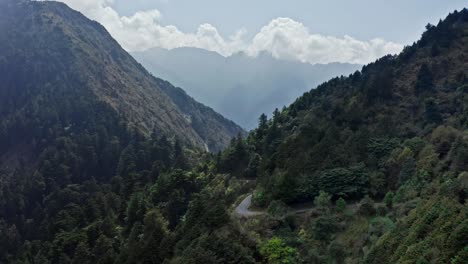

[273,108,281,122]
[312,216,339,241]
[72,242,91,264]
[452,247,468,264]
[93,235,115,264]
[364,67,394,102]
[173,139,188,170]
[256,113,268,142]
[415,64,434,94]
[245,154,261,178]
[399,157,416,183]
[335,197,346,213]
[314,191,332,213]
[260,237,297,264]
[328,242,347,264]
[125,193,146,234]
[139,209,171,263]
[358,195,376,216]
[384,191,394,208]
[424,99,442,124]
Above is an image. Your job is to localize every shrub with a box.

[376,205,388,216]
[314,191,332,213]
[312,216,339,241]
[358,195,376,216]
[267,200,289,217]
[451,247,468,264]
[384,191,394,208]
[335,197,346,213]
[260,237,298,264]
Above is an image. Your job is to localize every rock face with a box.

[0,0,244,153]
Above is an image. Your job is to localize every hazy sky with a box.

[56,0,466,64]
[112,0,466,43]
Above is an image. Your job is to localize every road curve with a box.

[235,194,265,217]
[235,194,318,217]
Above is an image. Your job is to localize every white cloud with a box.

[247,18,403,64]
[55,0,403,64]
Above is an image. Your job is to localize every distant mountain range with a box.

[132,48,361,129]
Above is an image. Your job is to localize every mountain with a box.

[0,0,243,154]
[0,0,245,261]
[214,8,468,263]
[132,47,361,129]
[0,1,467,263]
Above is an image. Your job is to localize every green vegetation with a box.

[0,1,466,264]
[260,237,298,264]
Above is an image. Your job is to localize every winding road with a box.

[235,194,265,217]
[235,194,317,217]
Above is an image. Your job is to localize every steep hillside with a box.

[0,1,247,263]
[214,8,468,263]
[132,47,360,129]
[242,8,468,204]
[0,0,243,153]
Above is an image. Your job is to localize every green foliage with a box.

[358,195,376,216]
[424,99,442,124]
[314,191,332,213]
[327,241,347,264]
[318,165,370,199]
[72,242,91,264]
[218,134,249,175]
[175,230,256,264]
[267,200,290,217]
[260,237,298,264]
[365,197,468,264]
[245,153,261,178]
[252,188,271,207]
[452,247,468,264]
[312,216,339,241]
[335,197,346,213]
[415,64,434,95]
[384,191,394,208]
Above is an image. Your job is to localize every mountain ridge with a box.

[0,0,243,153]
[132,46,361,129]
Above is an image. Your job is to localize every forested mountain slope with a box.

[240,8,468,205]
[213,8,468,263]
[0,0,243,153]
[0,0,244,262]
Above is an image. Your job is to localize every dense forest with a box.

[0,0,467,263]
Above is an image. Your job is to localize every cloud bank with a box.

[56,0,403,64]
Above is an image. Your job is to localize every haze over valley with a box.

[133,47,361,129]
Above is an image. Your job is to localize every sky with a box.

[54,0,467,64]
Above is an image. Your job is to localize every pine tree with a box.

[256,113,268,142]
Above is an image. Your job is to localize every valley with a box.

[0,1,466,264]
